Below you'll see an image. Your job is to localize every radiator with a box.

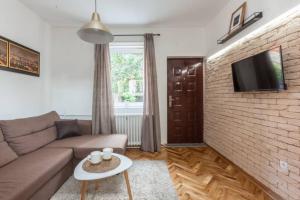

[115,114,143,146]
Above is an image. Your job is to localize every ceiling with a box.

[19,0,229,27]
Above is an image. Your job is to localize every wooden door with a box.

[167,58,203,144]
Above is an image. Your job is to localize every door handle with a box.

[169,96,174,108]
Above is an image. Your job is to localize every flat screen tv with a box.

[231,46,286,92]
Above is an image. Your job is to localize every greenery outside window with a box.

[110,42,144,114]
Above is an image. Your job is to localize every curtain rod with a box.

[113,34,160,37]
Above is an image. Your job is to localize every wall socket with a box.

[279,160,289,172]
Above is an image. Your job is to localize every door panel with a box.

[167,58,203,144]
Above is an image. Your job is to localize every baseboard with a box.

[127,143,207,149]
[127,145,140,149]
[207,144,284,200]
[164,143,207,147]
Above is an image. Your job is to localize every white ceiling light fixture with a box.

[77,0,114,44]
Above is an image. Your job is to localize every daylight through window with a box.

[110,42,144,114]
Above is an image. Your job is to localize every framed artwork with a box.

[0,39,8,67]
[0,36,40,77]
[229,2,247,34]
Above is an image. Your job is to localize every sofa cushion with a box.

[0,148,73,200]
[0,128,18,167]
[55,120,81,139]
[46,134,128,159]
[0,111,60,155]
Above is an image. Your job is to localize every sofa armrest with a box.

[77,120,92,135]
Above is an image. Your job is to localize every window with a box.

[110,42,144,114]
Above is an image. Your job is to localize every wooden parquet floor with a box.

[125,146,276,200]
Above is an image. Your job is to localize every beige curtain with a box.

[92,44,116,135]
[141,34,161,152]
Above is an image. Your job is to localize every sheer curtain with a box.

[141,34,161,152]
[92,44,116,135]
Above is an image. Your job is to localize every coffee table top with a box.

[74,153,133,181]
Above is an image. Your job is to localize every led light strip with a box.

[207,4,300,61]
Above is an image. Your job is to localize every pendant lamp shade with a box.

[77,0,113,44]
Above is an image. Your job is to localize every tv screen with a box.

[231,46,286,92]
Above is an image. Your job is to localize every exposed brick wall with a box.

[205,13,300,200]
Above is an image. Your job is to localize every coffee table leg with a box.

[124,170,133,200]
[80,181,88,200]
[94,180,100,191]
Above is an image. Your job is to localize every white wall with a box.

[205,0,300,56]
[50,26,206,144]
[0,0,51,119]
[1,0,299,143]
[49,27,94,117]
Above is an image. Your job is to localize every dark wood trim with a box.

[0,35,40,77]
[206,144,284,200]
[167,57,204,61]
[167,56,205,59]
[167,57,204,144]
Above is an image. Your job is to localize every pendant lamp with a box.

[77,0,113,44]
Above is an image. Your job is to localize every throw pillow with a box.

[55,120,81,139]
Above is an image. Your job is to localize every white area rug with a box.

[51,161,178,200]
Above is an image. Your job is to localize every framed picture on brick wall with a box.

[229,2,247,34]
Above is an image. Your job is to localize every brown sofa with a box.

[0,111,128,200]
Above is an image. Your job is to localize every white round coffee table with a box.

[74,153,133,200]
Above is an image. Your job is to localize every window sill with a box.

[114,103,143,115]
[114,102,143,109]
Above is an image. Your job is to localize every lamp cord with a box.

[95,0,97,12]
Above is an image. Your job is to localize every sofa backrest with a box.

[0,127,18,167]
[77,120,92,135]
[0,111,60,155]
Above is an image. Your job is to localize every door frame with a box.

[166,56,206,144]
